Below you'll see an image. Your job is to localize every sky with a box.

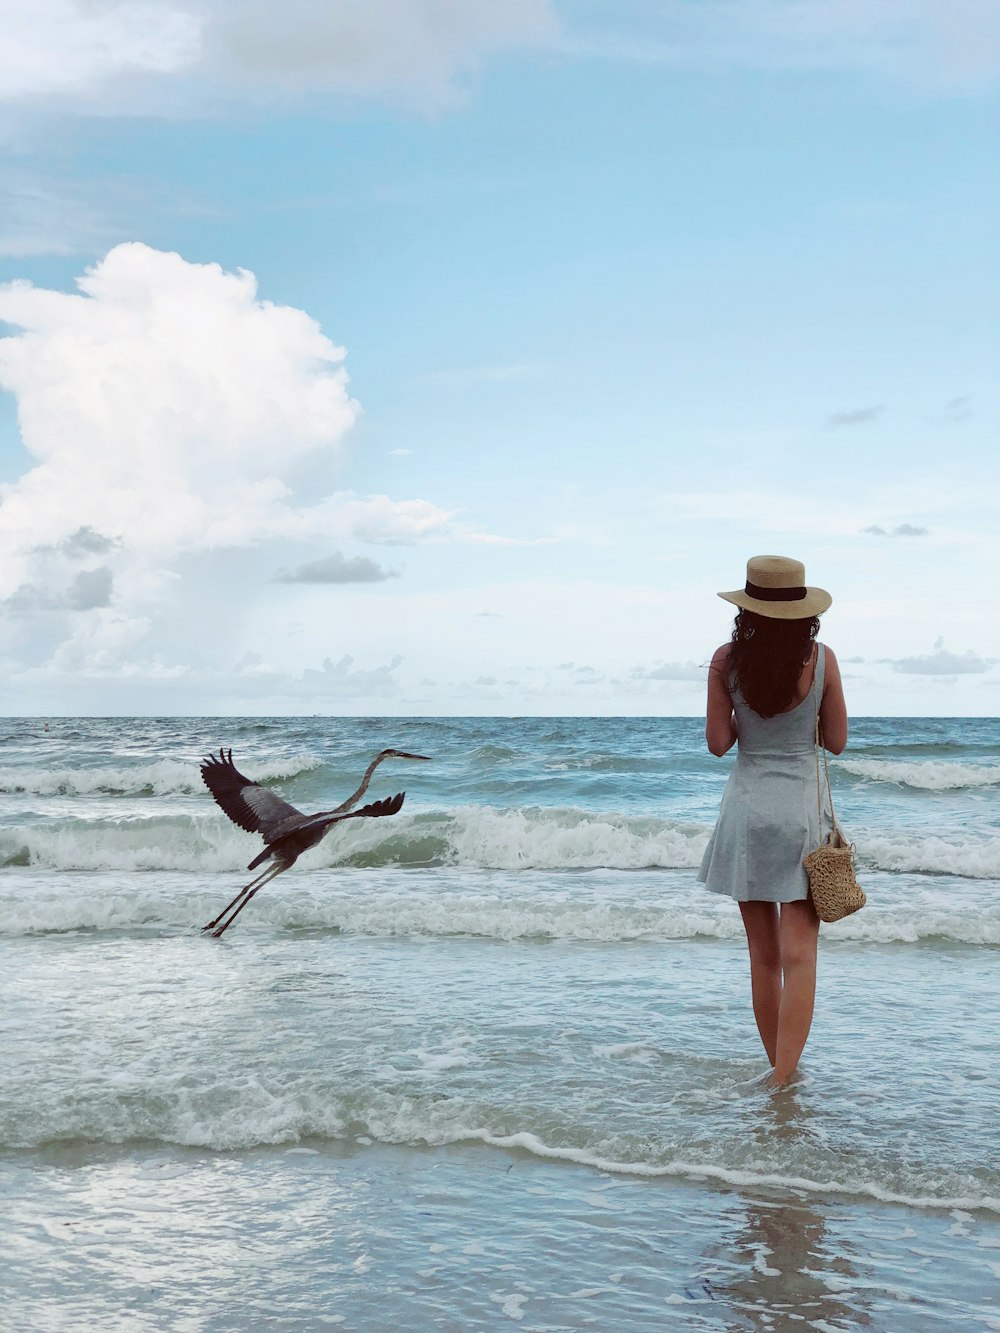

[0,0,997,716]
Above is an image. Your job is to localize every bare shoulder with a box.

[818,641,849,750]
[821,643,842,675]
[708,643,732,693]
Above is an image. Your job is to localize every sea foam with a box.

[2,870,998,944]
[1,1077,996,1215]
[0,754,321,798]
[838,758,1000,791]
[1,804,997,879]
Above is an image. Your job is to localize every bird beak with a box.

[398,752,432,761]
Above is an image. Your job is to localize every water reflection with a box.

[698,1085,876,1330]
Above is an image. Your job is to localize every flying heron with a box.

[200,746,430,937]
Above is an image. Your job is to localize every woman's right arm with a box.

[819,646,848,754]
[705,644,738,756]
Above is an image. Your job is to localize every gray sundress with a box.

[698,644,829,903]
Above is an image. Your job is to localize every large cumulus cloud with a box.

[0,243,451,691]
[0,243,363,576]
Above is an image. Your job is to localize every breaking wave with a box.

[0,806,708,873]
[838,758,1000,791]
[1,804,997,879]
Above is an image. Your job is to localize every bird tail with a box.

[247,846,274,872]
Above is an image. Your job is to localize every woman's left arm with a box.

[820,646,848,754]
[705,644,738,756]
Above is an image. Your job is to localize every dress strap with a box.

[813,644,838,833]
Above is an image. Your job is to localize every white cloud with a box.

[0,1,201,103]
[322,493,455,545]
[0,244,462,697]
[5,0,993,113]
[0,0,993,133]
[0,243,360,584]
[0,0,557,110]
[892,638,994,675]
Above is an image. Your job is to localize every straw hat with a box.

[719,555,832,620]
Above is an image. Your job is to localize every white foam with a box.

[861,831,1000,880]
[0,754,320,798]
[839,759,1000,791]
[444,805,706,871]
[4,796,997,880]
[475,1131,1000,1215]
[490,1291,527,1321]
[0,816,259,873]
[2,874,998,944]
[0,805,710,873]
[8,1077,997,1214]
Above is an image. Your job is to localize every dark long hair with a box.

[728,610,819,717]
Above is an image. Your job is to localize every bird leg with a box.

[202,861,282,934]
[210,863,288,938]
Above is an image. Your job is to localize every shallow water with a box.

[5,1142,1000,1332]
[1,715,998,1328]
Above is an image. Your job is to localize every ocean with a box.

[1,715,998,1331]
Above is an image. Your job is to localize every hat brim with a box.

[718,587,832,620]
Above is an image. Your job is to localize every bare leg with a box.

[739,902,781,1065]
[211,863,286,938]
[772,898,821,1084]
[202,862,279,932]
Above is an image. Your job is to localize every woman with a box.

[698,555,848,1085]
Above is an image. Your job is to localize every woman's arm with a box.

[819,645,848,754]
[705,644,738,756]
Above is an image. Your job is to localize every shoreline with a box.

[4,1139,999,1330]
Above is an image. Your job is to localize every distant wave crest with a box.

[838,758,1000,791]
[0,755,321,798]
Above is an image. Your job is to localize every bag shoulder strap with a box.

[813,645,838,833]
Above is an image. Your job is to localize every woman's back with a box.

[731,645,823,757]
[699,644,827,904]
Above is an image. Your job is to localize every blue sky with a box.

[0,1,997,714]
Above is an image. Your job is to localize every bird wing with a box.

[295,791,406,838]
[347,791,405,820]
[200,748,304,841]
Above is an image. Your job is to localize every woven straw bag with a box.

[804,669,866,923]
